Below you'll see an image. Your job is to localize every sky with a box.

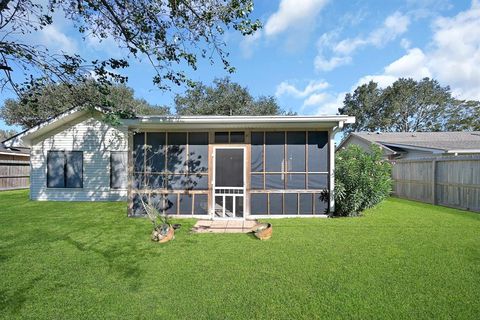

[1,0,479,132]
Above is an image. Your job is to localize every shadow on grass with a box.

[0,276,44,315]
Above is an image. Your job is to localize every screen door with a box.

[213,148,245,218]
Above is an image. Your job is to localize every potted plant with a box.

[140,198,175,243]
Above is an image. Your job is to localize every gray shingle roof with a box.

[353,131,480,152]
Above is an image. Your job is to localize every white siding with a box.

[30,114,128,201]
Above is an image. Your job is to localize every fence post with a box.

[431,159,437,205]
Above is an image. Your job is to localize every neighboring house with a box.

[0,137,30,190]
[338,131,480,160]
[7,107,355,218]
[0,141,30,161]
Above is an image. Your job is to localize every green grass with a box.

[0,190,479,319]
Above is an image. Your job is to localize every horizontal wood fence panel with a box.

[391,155,480,212]
[0,160,30,190]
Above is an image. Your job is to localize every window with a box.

[110,152,127,189]
[132,131,209,191]
[250,131,329,191]
[249,131,329,216]
[47,151,83,188]
[214,131,245,143]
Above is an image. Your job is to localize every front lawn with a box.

[0,190,479,319]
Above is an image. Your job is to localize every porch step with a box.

[191,219,258,234]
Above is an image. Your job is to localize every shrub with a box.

[332,144,392,216]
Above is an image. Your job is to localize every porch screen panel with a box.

[188,132,208,173]
[179,194,193,215]
[250,193,268,215]
[249,130,329,216]
[251,132,263,172]
[146,133,165,172]
[287,132,306,172]
[194,194,209,215]
[130,131,209,216]
[308,131,328,172]
[167,133,187,173]
[265,132,284,172]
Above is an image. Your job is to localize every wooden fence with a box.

[0,160,30,191]
[391,155,480,212]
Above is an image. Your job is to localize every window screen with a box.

[269,193,283,215]
[265,132,284,172]
[215,149,243,187]
[299,193,313,214]
[284,193,298,215]
[230,132,245,143]
[308,131,328,172]
[111,151,128,189]
[314,194,328,214]
[194,194,208,215]
[47,151,83,188]
[167,133,187,173]
[146,132,165,172]
[287,131,306,172]
[133,132,145,172]
[214,132,229,143]
[179,194,193,215]
[250,193,268,215]
[188,132,208,173]
[251,132,264,172]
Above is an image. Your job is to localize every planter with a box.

[252,223,272,240]
[151,224,175,243]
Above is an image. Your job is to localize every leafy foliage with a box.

[0,81,169,128]
[332,145,392,216]
[0,128,17,141]
[174,77,293,115]
[0,0,260,94]
[340,77,480,134]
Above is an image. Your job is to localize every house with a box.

[8,107,355,218]
[338,131,480,160]
[0,140,30,161]
[0,137,30,190]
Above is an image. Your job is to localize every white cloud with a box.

[334,11,410,55]
[239,31,262,58]
[264,0,329,37]
[314,11,410,72]
[355,1,480,100]
[275,79,344,114]
[39,25,78,54]
[276,80,329,98]
[314,55,352,71]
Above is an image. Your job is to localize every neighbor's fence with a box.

[0,160,30,190]
[391,155,480,212]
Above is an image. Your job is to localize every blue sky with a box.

[1,0,479,132]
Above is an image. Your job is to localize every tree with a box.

[339,77,478,134]
[339,81,385,134]
[174,77,291,115]
[0,81,169,128]
[0,0,260,94]
[0,128,17,141]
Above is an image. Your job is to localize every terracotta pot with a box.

[151,224,175,243]
[252,223,272,240]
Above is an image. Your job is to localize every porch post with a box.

[328,128,335,214]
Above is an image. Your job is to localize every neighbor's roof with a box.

[0,142,30,157]
[343,131,480,153]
